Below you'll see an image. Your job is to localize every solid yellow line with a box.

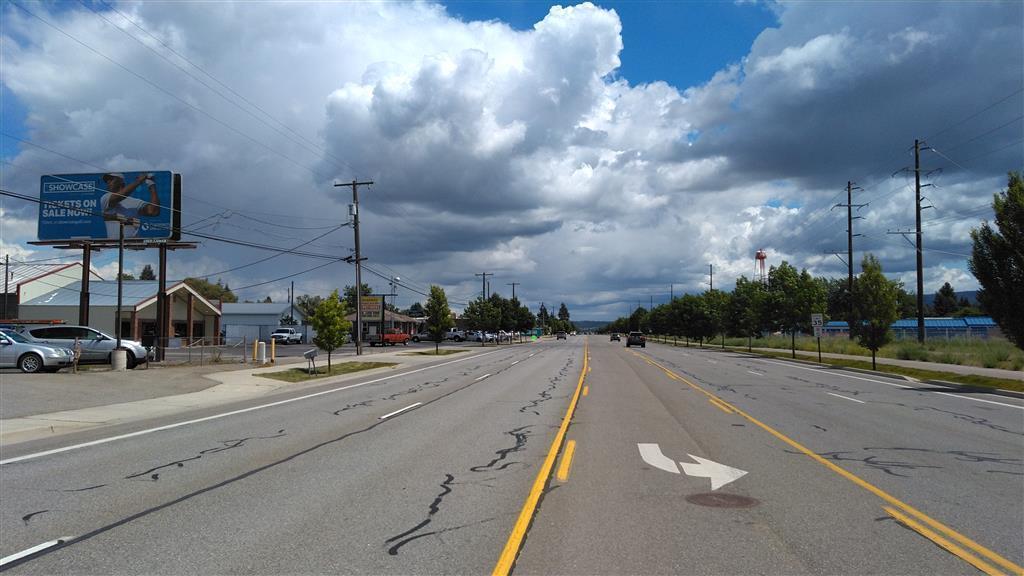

[582,385,589,397]
[556,440,577,482]
[708,397,733,414]
[643,355,1023,575]
[493,339,588,576]
[884,507,1006,576]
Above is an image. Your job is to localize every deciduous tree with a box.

[424,286,454,354]
[970,172,1024,349]
[851,255,899,369]
[310,290,351,371]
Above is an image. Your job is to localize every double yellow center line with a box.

[492,339,589,575]
[637,352,1022,576]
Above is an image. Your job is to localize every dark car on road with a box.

[626,331,646,348]
[610,333,620,341]
[556,331,567,340]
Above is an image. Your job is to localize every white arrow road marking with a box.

[638,443,680,474]
[679,454,748,491]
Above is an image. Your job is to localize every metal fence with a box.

[156,336,248,365]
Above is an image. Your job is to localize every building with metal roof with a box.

[822,317,1001,340]
[1,261,104,320]
[221,302,307,343]
[19,280,221,346]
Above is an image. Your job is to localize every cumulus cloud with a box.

[1,1,1020,318]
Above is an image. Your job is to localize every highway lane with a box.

[1,339,583,574]
[516,338,1023,575]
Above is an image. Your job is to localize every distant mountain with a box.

[574,320,610,330]
[922,290,979,307]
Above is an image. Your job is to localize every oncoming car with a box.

[556,331,567,340]
[610,333,621,341]
[0,329,74,373]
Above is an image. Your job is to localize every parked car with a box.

[610,333,621,341]
[21,325,148,369]
[556,331,567,340]
[445,329,466,342]
[626,331,646,348]
[411,329,435,342]
[0,329,74,373]
[271,327,302,344]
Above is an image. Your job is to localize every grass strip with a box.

[255,361,396,383]
[730,347,1024,393]
[647,337,1023,393]
[401,349,466,356]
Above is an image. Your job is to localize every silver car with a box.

[0,329,74,373]
[22,325,148,369]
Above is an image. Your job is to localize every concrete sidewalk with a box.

[0,348,477,447]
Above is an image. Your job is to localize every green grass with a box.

[255,361,396,382]
[401,349,466,356]
[729,348,1024,393]
[710,334,1024,371]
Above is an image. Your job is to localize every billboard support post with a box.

[80,243,92,326]
[116,220,125,350]
[157,244,167,362]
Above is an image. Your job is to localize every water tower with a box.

[755,249,768,284]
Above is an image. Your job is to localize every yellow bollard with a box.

[270,338,276,364]
[252,340,258,364]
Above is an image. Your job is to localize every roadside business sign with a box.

[38,171,180,241]
[360,295,383,322]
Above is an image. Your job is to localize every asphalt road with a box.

[3,336,1022,575]
[517,338,1024,575]
[0,339,583,574]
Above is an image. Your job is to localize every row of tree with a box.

[603,256,905,368]
[604,172,1023,357]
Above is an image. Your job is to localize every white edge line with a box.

[510,360,520,366]
[747,370,764,376]
[0,349,503,466]
[379,402,422,420]
[827,392,866,404]
[474,373,492,381]
[760,359,1024,410]
[0,538,69,566]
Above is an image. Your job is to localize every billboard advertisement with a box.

[38,171,180,241]
[360,295,383,322]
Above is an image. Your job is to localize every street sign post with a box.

[811,313,824,362]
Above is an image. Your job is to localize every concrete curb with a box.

[919,379,1024,400]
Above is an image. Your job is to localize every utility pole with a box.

[116,219,126,351]
[709,264,713,291]
[832,182,866,330]
[335,179,373,355]
[290,280,295,323]
[914,140,926,343]
[475,272,492,299]
[507,282,520,301]
[670,283,673,302]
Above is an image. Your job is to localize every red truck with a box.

[368,328,410,346]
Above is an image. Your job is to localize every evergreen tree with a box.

[557,302,570,322]
[932,282,959,316]
[139,264,156,281]
[970,172,1024,349]
[184,277,238,303]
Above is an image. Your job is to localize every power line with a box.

[924,87,1024,143]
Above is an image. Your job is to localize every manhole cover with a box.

[685,493,759,508]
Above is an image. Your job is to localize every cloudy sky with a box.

[2,1,1021,320]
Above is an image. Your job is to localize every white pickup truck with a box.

[445,329,465,342]
[271,327,302,344]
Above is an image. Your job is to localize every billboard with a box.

[38,171,180,241]
[360,295,383,322]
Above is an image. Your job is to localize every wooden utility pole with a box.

[336,180,373,356]
[914,140,926,343]
[506,282,519,301]
[476,272,492,299]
